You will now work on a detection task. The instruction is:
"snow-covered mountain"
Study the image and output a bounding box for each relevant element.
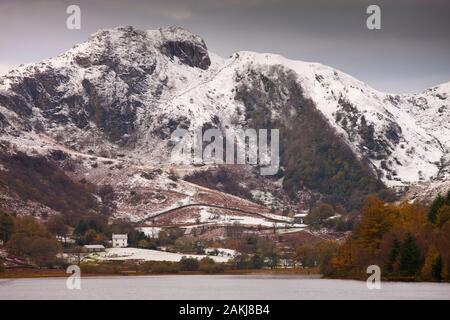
[0,26,449,211]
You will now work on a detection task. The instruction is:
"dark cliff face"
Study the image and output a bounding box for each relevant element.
[0,70,73,133]
[160,40,211,70]
[81,79,137,143]
[0,112,9,134]
[158,26,211,70]
[0,68,138,143]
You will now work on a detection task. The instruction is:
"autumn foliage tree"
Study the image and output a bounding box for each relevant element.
[325,194,449,281]
[6,216,61,267]
[46,215,69,238]
[0,211,14,242]
[428,191,450,222]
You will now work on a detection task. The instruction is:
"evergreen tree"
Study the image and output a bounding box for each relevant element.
[250,254,265,269]
[431,255,443,281]
[0,212,14,242]
[429,194,444,223]
[179,257,199,271]
[385,239,400,274]
[399,233,422,277]
[445,190,450,205]
[421,246,439,281]
[436,205,450,228]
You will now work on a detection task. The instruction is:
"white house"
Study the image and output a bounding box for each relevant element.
[112,234,128,248]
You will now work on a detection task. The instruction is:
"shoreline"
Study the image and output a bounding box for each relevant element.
[2,269,449,283]
[0,267,322,279]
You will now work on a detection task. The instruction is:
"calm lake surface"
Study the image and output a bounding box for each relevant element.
[1,275,449,300]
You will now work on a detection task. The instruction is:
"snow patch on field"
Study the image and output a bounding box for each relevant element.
[185,207,302,228]
[86,247,232,262]
[139,227,162,238]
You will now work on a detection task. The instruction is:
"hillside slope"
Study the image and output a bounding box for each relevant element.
[0,26,449,220]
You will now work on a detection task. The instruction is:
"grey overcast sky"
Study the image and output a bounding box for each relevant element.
[0,0,449,93]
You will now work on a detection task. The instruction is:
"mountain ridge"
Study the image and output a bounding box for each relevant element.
[0,26,449,221]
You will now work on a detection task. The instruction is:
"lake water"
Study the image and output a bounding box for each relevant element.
[1,275,449,300]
